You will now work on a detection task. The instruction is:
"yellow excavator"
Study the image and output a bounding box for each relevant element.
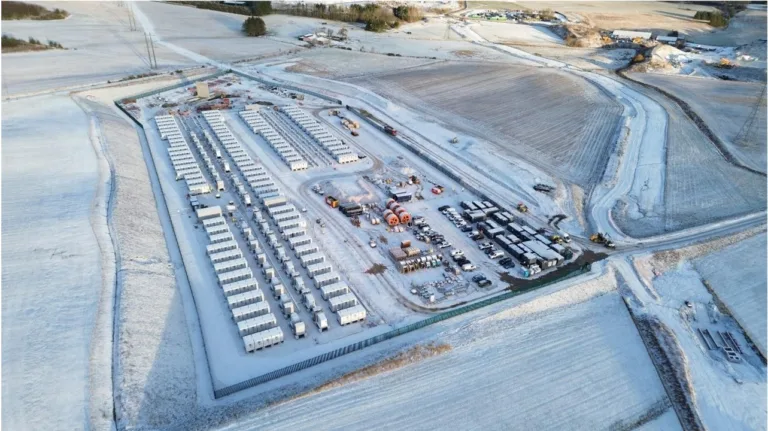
[590,232,615,249]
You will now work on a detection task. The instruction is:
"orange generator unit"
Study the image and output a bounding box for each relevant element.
[383,210,400,226]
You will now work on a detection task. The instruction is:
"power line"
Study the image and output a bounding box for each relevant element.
[149,33,158,69]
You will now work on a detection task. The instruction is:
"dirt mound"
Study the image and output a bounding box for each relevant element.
[630,43,689,72]
[562,23,603,48]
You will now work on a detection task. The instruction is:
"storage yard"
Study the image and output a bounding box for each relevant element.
[3,2,766,430]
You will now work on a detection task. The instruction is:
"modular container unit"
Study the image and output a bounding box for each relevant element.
[202,216,226,229]
[205,224,230,237]
[300,252,326,268]
[213,258,248,274]
[521,225,537,236]
[313,272,340,288]
[268,203,296,216]
[496,235,513,251]
[263,266,276,281]
[209,248,243,264]
[243,327,284,353]
[337,305,367,326]
[206,240,238,255]
[232,301,271,322]
[221,277,258,297]
[253,185,280,197]
[288,236,312,250]
[307,263,332,278]
[303,292,317,311]
[227,289,264,310]
[273,212,301,226]
[208,231,234,244]
[249,239,262,253]
[289,160,309,171]
[522,240,563,268]
[519,252,539,267]
[320,282,350,300]
[238,313,278,337]
[293,243,318,257]
[328,292,358,312]
[218,269,253,287]
[507,244,524,259]
[271,283,286,299]
[197,206,222,220]
[263,195,287,208]
[293,278,309,295]
[281,227,306,240]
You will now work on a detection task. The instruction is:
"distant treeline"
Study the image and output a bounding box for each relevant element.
[169,1,272,16]
[2,34,64,52]
[2,1,69,20]
[691,1,748,27]
[275,3,423,32]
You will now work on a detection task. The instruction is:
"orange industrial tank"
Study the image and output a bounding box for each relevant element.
[387,201,401,211]
[394,207,408,216]
[398,211,411,224]
[385,198,396,208]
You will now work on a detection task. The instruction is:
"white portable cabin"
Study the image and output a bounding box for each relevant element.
[320,282,350,300]
[300,252,325,268]
[197,206,222,220]
[221,277,258,298]
[268,203,296,217]
[274,212,301,225]
[253,185,280,197]
[289,160,309,171]
[307,263,332,278]
[207,240,238,255]
[281,227,306,240]
[209,248,242,264]
[205,224,230,237]
[337,305,366,326]
[208,231,234,244]
[263,195,287,208]
[276,216,305,230]
[238,313,277,337]
[227,289,264,309]
[289,236,313,250]
[218,268,253,287]
[243,327,284,353]
[329,292,358,312]
[337,153,359,164]
[314,272,341,288]
[232,301,271,322]
[213,258,248,274]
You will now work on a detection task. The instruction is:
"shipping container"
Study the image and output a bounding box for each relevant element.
[232,301,271,322]
[213,257,248,274]
[196,206,222,220]
[221,277,258,297]
[263,195,287,208]
[307,263,332,278]
[274,212,301,225]
[207,240,238,255]
[202,216,226,229]
[208,231,234,244]
[337,305,367,326]
[320,282,350,300]
[227,288,264,309]
[328,292,358,312]
[205,223,230,237]
[281,227,306,240]
[300,252,326,268]
[218,268,253,287]
[238,313,278,337]
[243,327,284,352]
[313,271,340,288]
[209,248,243,264]
[288,236,312,250]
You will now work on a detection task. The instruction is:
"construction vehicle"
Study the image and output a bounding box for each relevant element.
[533,184,555,193]
[329,109,339,116]
[384,125,397,136]
[325,195,339,208]
[450,137,459,144]
[431,185,445,195]
[410,175,420,185]
[351,130,359,137]
[717,58,735,69]
[517,202,528,213]
[590,232,615,249]
[632,53,645,63]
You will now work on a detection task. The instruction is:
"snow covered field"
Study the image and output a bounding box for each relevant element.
[694,233,767,357]
[2,95,112,430]
[2,1,194,97]
[221,278,674,430]
[470,21,563,46]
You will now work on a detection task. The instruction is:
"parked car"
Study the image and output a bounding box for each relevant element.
[462,263,477,272]
[478,242,492,251]
[455,257,470,266]
[477,279,492,287]
[460,225,473,233]
[450,249,464,257]
[438,205,451,212]
[472,274,486,283]
[438,242,452,249]
[488,250,504,259]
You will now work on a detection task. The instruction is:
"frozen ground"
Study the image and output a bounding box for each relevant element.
[345,61,623,187]
[221,275,675,430]
[630,73,767,174]
[617,259,767,431]
[514,46,635,70]
[687,9,768,47]
[694,233,767,357]
[2,95,112,430]
[75,91,199,429]
[469,20,563,46]
[1,1,194,97]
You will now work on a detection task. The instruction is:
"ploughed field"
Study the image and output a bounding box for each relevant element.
[347,62,624,187]
[631,73,767,174]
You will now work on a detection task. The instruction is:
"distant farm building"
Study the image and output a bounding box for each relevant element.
[612,30,652,41]
[196,82,210,98]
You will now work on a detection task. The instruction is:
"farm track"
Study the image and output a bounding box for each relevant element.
[618,70,767,178]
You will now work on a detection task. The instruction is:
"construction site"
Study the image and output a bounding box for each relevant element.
[3,2,765,431]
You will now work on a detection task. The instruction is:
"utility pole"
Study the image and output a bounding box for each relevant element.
[144,32,154,69]
[127,4,137,31]
[148,33,158,69]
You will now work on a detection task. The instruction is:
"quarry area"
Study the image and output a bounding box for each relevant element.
[1,1,766,430]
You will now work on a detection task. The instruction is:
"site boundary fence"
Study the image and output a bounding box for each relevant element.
[229,69,343,105]
[213,264,591,398]
[120,70,229,108]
